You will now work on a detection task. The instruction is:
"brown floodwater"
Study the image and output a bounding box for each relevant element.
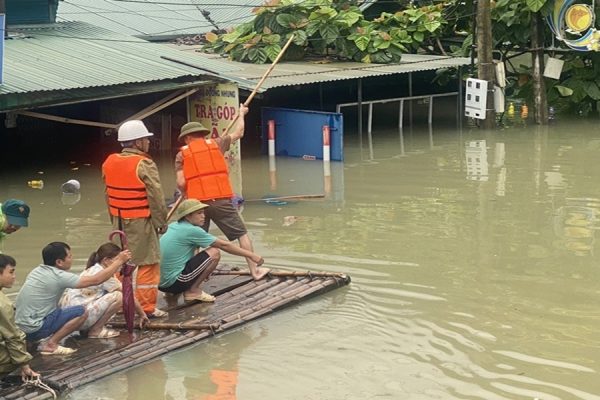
[3,119,600,399]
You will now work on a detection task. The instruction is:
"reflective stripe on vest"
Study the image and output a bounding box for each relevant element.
[182,139,233,201]
[102,153,151,218]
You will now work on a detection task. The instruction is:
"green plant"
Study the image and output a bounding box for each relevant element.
[203,0,448,64]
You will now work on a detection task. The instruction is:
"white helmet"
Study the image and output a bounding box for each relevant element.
[117,120,153,142]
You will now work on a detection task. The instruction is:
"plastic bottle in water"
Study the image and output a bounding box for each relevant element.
[548,106,556,121]
[27,180,44,189]
[520,104,529,120]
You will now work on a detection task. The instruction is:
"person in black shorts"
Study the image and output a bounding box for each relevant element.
[159,199,264,302]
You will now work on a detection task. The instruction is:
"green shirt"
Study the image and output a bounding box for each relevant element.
[159,221,216,288]
[0,291,32,374]
[15,265,81,333]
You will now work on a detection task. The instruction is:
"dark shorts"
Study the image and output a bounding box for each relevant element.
[26,305,86,342]
[159,251,214,294]
[202,198,247,241]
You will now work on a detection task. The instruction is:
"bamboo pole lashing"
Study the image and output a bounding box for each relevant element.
[213,270,346,279]
[215,280,295,316]
[109,319,219,331]
[217,280,287,313]
[243,193,325,202]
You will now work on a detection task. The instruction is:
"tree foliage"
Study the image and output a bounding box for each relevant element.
[203,0,448,63]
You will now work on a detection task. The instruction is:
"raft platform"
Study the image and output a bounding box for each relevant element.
[0,265,350,399]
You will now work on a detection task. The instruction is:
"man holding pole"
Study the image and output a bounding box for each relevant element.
[102,120,169,318]
[175,104,269,280]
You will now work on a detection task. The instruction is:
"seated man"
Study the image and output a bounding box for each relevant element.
[0,199,30,252]
[159,199,264,302]
[15,242,131,355]
[0,255,38,380]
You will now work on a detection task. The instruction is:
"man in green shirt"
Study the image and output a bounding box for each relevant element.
[0,254,38,380]
[0,200,30,253]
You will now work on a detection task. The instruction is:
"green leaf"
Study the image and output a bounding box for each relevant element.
[248,47,269,63]
[265,44,282,62]
[584,82,600,100]
[423,20,441,33]
[413,31,424,42]
[319,24,340,44]
[306,20,320,36]
[276,14,296,29]
[525,0,545,12]
[555,85,574,97]
[336,10,362,27]
[353,35,370,51]
[292,30,308,45]
[262,33,281,45]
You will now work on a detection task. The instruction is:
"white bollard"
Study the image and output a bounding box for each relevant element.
[269,155,277,190]
[268,120,276,156]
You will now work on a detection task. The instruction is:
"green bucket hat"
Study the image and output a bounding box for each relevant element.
[178,122,210,142]
[173,199,209,220]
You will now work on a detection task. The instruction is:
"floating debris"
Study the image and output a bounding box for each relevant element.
[27,180,44,189]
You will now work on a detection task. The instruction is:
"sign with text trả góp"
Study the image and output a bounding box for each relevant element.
[188,83,242,196]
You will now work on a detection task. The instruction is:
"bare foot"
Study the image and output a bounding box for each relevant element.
[252,267,270,280]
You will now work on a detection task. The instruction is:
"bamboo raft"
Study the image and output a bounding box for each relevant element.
[0,265,350,399]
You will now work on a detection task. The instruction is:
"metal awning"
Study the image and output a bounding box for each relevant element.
[0,21,258,111]
[189,51,471,90]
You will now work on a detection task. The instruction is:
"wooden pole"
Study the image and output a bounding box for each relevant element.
[222,34,295,136]
[16,111,117,129]
[109,320,220,331]
[166,196,183,221]
[168,35,295,220]
[531,12,548,125]
[213,270,347,279]
[476,0,496,129]
[243,193,325,202]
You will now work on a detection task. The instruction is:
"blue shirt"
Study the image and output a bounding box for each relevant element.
[159,221,217,288]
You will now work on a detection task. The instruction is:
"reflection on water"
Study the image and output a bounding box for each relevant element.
[4,120,600,399]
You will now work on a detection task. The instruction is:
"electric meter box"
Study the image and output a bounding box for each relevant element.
[465,78,488,120]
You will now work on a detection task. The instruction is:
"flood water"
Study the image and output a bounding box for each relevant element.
[3,119,600,399]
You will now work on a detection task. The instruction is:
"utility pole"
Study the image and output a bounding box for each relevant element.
[476,0,496,129]
[531,12,548,124]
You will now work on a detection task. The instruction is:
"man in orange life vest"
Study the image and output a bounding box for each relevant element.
[102,120,169,318]
[175,103,269,280]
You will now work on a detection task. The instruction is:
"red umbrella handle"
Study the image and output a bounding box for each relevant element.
[109,230,129,250]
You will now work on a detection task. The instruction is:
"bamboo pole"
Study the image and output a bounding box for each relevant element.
[16,111,117,129]
[109,320,220,331]
[213,270,347,279]
[166,195,183,222]
[222,34,295,136]
[166,35,295,221]
[243,193,325,202]
[125,88,200,122]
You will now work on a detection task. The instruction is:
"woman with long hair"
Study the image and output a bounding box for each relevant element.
[60,242,149,338]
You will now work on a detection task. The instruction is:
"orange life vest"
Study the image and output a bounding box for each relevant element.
[102,153,151,218]
[182,139,233,201]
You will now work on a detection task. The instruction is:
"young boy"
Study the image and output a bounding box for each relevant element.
[0,254,39,380]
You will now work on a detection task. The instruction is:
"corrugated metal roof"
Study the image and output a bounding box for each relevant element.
[194,51,471,89]
[1,21,247,95]
[57,0,262,39]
